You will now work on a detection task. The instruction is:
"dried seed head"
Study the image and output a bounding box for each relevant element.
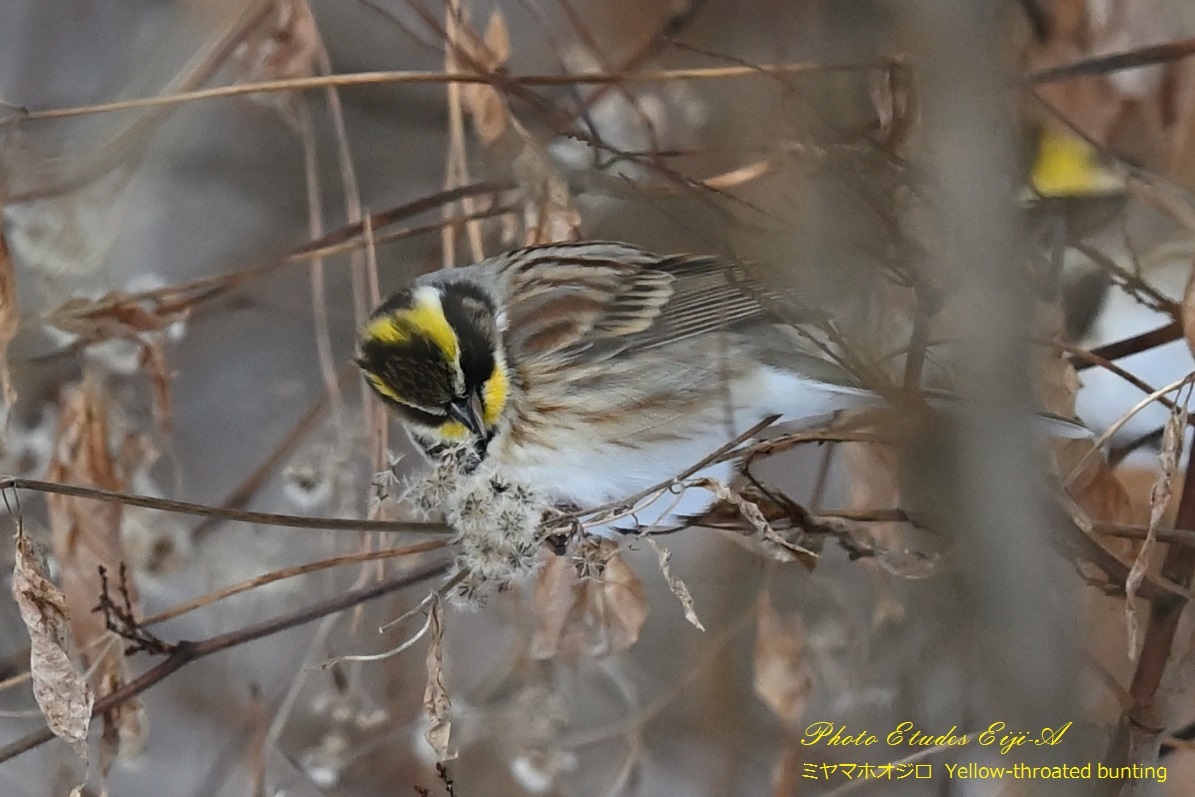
[443,473,548,598]
[403,465,459,520]
[447,564,489,609]
[283,461,333,511]
[447,483,493,530]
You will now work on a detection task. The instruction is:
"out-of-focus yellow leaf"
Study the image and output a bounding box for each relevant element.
[1030,128,1124,198]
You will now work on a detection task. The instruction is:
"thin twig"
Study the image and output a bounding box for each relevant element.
[1071,242,1179,317]
[294,99,345,432]
[191,365,348,542]
[440,0,483,268]
[1027,37,1195,85]
[566,0,712,121]
[1090,522,1195,548]
[35,183,512,336]
[556,0,664,159]
[0,560,452,764]
[574,415,780,521]
[4,0,278,202]
[1053,339,1195,429]
[1076,321,1183,370]
[1122,448,1195,731]
[1064,374,1195,486]
[0,477,451,535]
[1063,501,1192,603]
[5,62,895,124]
[142,540,450,626]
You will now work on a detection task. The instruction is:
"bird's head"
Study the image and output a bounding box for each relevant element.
[356,282,509,443]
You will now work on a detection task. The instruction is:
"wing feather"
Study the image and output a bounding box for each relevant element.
[496,242,806,362]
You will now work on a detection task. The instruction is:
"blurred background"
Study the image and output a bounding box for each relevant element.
[3,1,1195,795]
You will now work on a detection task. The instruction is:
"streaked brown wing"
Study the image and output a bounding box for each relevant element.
[497,243,670,356]
[499,242,805,361]
[630,255,773,351]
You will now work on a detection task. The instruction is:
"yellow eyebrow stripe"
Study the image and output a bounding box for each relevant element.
[362,285,461,363]
[363,316,405,345]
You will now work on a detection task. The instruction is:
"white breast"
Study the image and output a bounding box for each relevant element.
[494,365,868,508]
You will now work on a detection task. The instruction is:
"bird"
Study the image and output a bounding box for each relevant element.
[355,241,1081,510]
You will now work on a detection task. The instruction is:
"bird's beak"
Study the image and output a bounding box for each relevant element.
[447,393,486,438]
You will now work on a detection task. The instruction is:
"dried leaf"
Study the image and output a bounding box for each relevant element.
[47,374,146,762]
[1119,466,1181,530]
[840,441,908,549]
[646,539,704,631]
[138,338,174,431]
[463,83,509,145]
[233,0,319,87]
[530,540,647,659]
[685,483,821,569]
[753,593,812,728]
[1126,405,1187,658]
[1150,407,1186,531]
[459,10,511,145]
[513,134,581,245]
[1183,255,1195,358]
[868,63,915,153]
[701,158,775,191]
[11,527,94,758]
[689,477,815,563]
[48,289,190,345]
[480,10,510,66]
[0,227,20,409]
[422,598,455,761]
[1058,439,1133,534]
[3,166,132,283]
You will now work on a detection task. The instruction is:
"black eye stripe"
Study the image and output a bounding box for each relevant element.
[439,286,497,395]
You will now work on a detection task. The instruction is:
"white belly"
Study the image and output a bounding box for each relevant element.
[496,366,867,507]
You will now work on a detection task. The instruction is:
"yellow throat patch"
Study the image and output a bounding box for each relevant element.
[482,352,509,427]
[436,357,509,441]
